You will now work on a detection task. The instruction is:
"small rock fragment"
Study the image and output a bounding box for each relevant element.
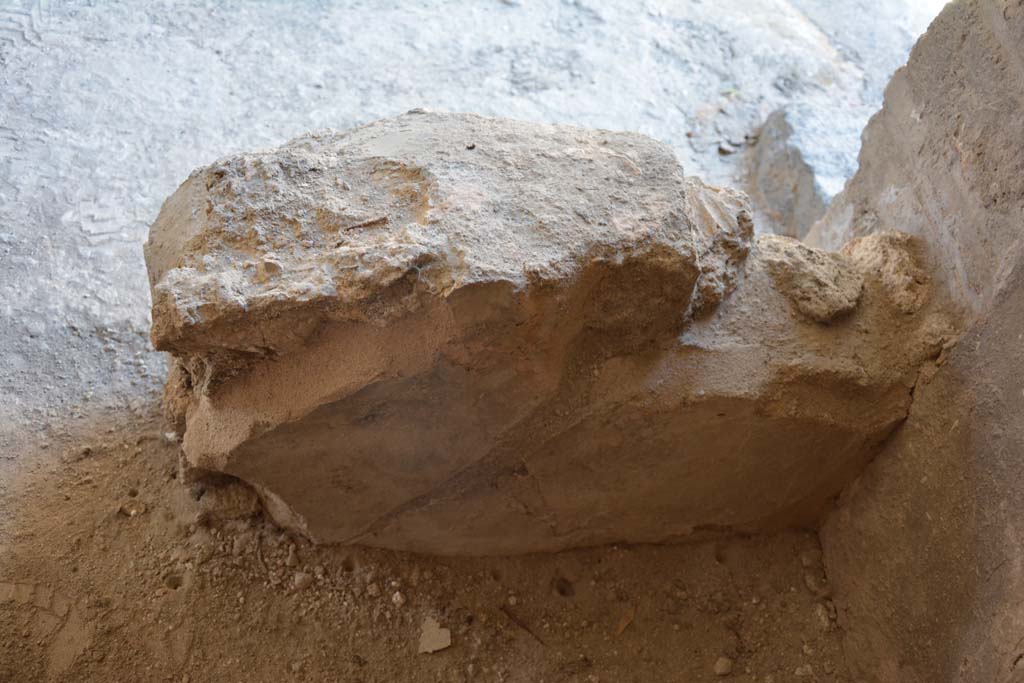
[418,616,452,654]
[795,664,814,677]
[714,656,734,676]
[293,572,313,591]
[117,500,147,518]
[231,534,250,557]
[799,548,823,568]
[814,602,832,631]
[803,571,831,597]
[615,605,636,636]
[760,235,863,323]
[843,232,929,314]
[255,257,282,282]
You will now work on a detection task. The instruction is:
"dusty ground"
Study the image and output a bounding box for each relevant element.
[1,411,848,682]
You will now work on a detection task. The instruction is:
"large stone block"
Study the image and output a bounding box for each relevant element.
[810,1,1024,680]
[146,112,946,554]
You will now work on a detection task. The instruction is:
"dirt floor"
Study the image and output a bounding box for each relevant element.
[0,410,848,682]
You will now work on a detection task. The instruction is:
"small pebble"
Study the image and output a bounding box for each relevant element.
[256,258,282,281]
[814,602,832,631]
[117,500,147,518]
[803,571,831,597]
[293,572,313,591]
[714,656,734,676]
[800,548,823,568]
[418,616,452,654]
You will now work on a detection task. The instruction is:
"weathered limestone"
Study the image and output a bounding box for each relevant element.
[809,1,1024,680]
[146,112,947,555]
[744,109,828,239]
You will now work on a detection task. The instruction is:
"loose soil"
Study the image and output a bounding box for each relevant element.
[1,412,849,682]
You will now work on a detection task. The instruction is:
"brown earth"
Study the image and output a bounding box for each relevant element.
[1,412,847,683]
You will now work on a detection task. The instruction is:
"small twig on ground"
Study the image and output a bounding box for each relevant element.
[500,605,547,647]
[256,532,270,574]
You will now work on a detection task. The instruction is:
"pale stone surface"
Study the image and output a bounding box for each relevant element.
[418,617,452,654]
[744,110,828,239]
[758,235,862,323]
[812,1,1024,680]
[841,232,930,316]
[147,113,946,555]
[146,112,714,367]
